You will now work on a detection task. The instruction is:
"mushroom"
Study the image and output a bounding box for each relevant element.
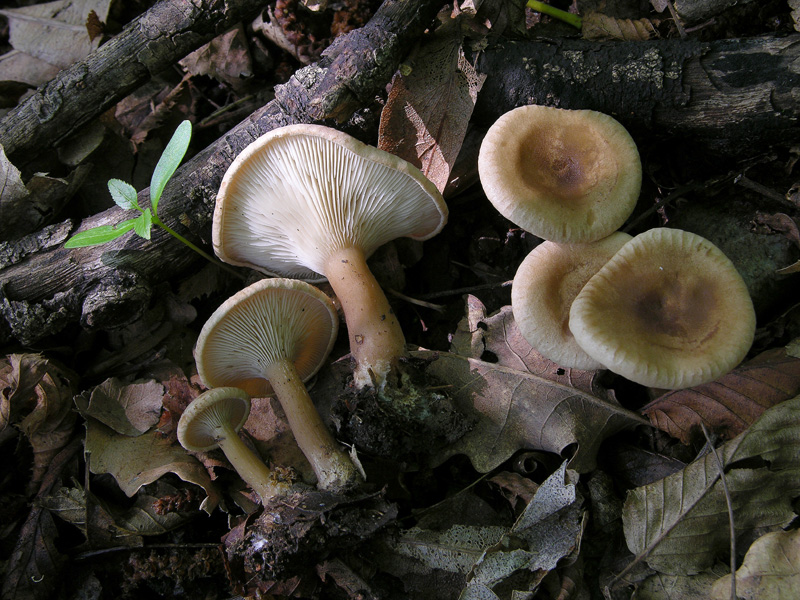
[511,232,632,369]
[478,105,641,243]
[194,277,361,491]
[177,387,291,503]
[569,228,756,389]
[212,124,447,390]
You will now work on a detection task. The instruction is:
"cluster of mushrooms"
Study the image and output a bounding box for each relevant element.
[178,125,449,503]
[479,105,756,390]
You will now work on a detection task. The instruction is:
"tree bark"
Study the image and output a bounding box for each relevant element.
[0,0,445,345]
[0,0,268,165]
[472,34,800,154]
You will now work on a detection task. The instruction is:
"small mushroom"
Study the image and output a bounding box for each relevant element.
[478,105,641,243]
[194,278,361,491]
[569,228,756,389]
[212,124,447,390]
[177,387,290,503]
[511,232,632,369]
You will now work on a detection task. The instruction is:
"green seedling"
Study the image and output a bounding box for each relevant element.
[65,120,242,278]
[527,0,582,29]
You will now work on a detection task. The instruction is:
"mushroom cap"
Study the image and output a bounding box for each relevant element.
[569,228,756,389]
[178,387,251,452]
[511,232,632,370]
[213,124,448,280]
[195,278,339,397]
[478,105,641,243]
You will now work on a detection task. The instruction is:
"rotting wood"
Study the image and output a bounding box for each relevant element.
[0,0,445,346]
[0,0,270,165]
[471,34,800,154]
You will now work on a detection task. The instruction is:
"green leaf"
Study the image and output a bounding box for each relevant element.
[63,219,137,248]
[108,179,139,210]
[133,209,152,240]
[150,120,191,214]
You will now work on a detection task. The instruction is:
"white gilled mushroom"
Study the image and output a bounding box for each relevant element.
[194,278,360,492]
[178,387,291,503]
[569,228,756,389]
[478,105,641,243]
[212,124,447,390]
[511,232,632,369]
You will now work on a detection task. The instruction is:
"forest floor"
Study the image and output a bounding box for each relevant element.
[1,1,800,599]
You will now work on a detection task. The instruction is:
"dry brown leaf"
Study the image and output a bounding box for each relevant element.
[179,25,253,92]
[641,346,800,444]
[77,377,165,436]
[424,296,645,473]
[378,15,486,194]
[0,353,78,494]
[582,12,658,41]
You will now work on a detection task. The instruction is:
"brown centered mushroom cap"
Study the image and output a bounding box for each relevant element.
[194,277,338,397]
[213,123,447,279]
[511,232,632,370]
[478,105,641,243]
[569,228,756,389]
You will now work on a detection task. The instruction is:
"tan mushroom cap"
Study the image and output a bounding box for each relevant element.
[569,228,756,389]
[213,123,448,280]
[177,387,251,452]
[478,105,641,243]
[511,232,632,370]
[195,278,338,397]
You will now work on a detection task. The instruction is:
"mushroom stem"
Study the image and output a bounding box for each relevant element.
[214,423,290,503]
[262,358,361,491]
[324,246,407,390]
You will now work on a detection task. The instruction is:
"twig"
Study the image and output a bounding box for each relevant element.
[701,422,737,600]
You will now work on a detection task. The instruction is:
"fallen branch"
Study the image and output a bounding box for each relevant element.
[0,0,445,345]
[0,0,268,164]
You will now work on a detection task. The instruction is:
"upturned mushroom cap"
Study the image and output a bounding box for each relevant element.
[195,278,338,397]
[478,105,641,243]
[212,123,448,279]
[178,387,251,452]
[569,228,756,389]
[511,232,632,370]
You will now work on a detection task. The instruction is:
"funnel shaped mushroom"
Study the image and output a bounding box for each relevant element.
[569,228,756,389]
[178,387,290,503]
[195,278,360,492]
[213,124,447,390]
[511,232,632,369]
[478,105,641,243]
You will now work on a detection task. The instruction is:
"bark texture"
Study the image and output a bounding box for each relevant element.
[0,0,268,163]
[0,0,444,345]
[472,34,800,154]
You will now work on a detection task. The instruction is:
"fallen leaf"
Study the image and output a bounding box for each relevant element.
[378,14,486,193]
[623,394,800,575]
[463,462,585,595]
[634,571,721,599]
[425,297,645,473]
[0,50,61,88]
[0,145,30,231]
[0,353,78,494]
[710,528,800,599]
[582,12,658,41]
[82,417,221,513]
[791,0,800,33]
[392,524,507,575]
[77,377,165,436]
[180,25,253,92]
[642,345,800,444]
[0,0,113,69]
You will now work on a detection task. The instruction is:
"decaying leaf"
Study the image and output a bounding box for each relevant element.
[791,0,800,33]
[462,462,585,596]
[179,25,253,92]
[582,12,658,41]
[634,570,722,599]
[77,377,165,436]
[710,528,800,599]
[0,0,113,70]
[378,14,486,194]
[0,145,30,232]
[642,345,800,444]
[0,353,78,494]
[424,296,645,473]
[623,394,800,575]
